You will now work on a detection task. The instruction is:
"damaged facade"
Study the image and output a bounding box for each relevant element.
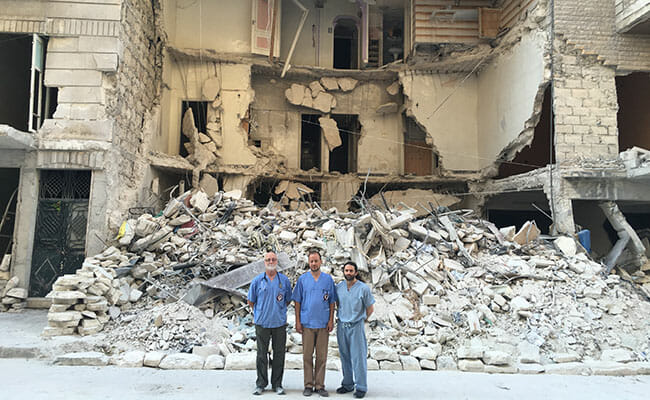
[0,0,649,308]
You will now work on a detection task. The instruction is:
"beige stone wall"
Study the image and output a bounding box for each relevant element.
[0,0,122,143]
[552,41,620,163]
[554,0,650,72]
[104,0,162,230]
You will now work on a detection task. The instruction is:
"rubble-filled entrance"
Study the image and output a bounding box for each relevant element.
[616,72,650,151]
[486,190,552,234]
[29,170,91,297]
[180,101,210,157]
[0,168,19,257]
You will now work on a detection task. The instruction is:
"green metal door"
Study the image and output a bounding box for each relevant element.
[29,170,91,297]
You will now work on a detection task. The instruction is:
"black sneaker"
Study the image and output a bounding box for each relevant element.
[303,387,313,397]
[253,387,264,395]
[315,388,329,397]
[353,391,366,399]
[336,387,353,394]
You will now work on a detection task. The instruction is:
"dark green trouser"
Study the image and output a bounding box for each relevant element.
[255,324,287,389]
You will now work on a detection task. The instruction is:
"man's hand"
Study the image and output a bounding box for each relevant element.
[327,320,334,333]
[296,321,303,334]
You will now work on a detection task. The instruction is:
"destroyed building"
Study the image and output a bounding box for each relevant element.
[1,0,649,319]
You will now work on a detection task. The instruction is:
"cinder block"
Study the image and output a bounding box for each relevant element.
[69,104,105,120]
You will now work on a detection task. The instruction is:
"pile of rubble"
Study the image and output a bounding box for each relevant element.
[1,254,27,312]
[43,186,650,373]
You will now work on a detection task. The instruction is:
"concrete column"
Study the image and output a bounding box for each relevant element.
[11,151,39,290]
[543,168,576,235]
[86,169,110,256]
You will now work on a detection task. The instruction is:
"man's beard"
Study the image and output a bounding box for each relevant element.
[266,264,277,272]
[344,275,355,281]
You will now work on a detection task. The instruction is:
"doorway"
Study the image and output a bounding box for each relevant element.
[329,114,359,174]
[301,114,321,171]
[0,168,19,257]
[30,170,91,297]
[334,18,359,69]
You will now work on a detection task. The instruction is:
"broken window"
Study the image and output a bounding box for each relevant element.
[0,33,54,132]
[0,168,19,256]
[329,114,359,174]
[404,116,438,176]
[382,6,404,65]
[497,86,554,179]
[251,0,281,57]
[616,72,650,152]
[333,18,359,69]
[180,101,209,157]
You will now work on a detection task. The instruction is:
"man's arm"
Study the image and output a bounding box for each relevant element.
[327,302,335,332]
[294,301,303,333]
[366,304,374,320]
[248,301,255,317]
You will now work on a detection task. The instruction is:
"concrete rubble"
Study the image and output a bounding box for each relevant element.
[40,188,650,375]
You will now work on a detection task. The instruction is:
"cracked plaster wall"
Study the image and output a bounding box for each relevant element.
[160,58,257,166]
[477,29,549,171]
[250,75,401,174]
[400,72,479,171]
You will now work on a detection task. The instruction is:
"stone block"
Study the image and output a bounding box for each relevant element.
[411,346,440,360]
[517,363,545,374]
[420,359,436,370]
[400,355,421,371]
[224,352,256,370]
[367,359,379,370]
[482,351,512,366]
[379,360,402,370]
[55,352,109,366]
[192,345,221,358]
[285,353,302,369]
[78,36,119,53]
[44,69,103,87]
[552,352,581,363]
[204,354,225,369]
[458,359,485,372]
[369,345,399,362]
[484,365,518,374]
[436,355,457,371]
[112,351,145,368]
[143,352,166,368]
[544,362,590,375]
[159,353,205,370]
[457,346,484,359]
[600,348,634,363]
[326,357,341,371]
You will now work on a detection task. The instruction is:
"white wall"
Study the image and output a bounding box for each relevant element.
[400,72,479,171]
[476,31,548,169]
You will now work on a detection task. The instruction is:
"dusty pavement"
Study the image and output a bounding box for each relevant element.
[2,358,648,400]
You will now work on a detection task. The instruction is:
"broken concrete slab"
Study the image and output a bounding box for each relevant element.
[312,92,335,113]
[376,102,399,114]
[319,116,342,151]
[159,353,205,370]
[202,77,221,100]
[55,352,109,366]
[513,221,540,245]
[320,77,339,91]
[285,83,306,106]
[337,77,358,92]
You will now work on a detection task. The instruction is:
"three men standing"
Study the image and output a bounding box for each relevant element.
[248,251,293,395]
[293,250,337,397]
[335,262,375,399]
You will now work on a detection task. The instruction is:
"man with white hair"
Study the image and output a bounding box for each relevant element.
[248,250,293,395]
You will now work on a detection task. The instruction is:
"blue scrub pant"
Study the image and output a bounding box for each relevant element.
[337,320,368,393]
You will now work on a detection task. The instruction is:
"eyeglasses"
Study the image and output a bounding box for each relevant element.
[265,258,277,262]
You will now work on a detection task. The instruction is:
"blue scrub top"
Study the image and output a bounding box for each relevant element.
[248,272,293,328]
[292,271,337,329]
[335,280,375,324]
